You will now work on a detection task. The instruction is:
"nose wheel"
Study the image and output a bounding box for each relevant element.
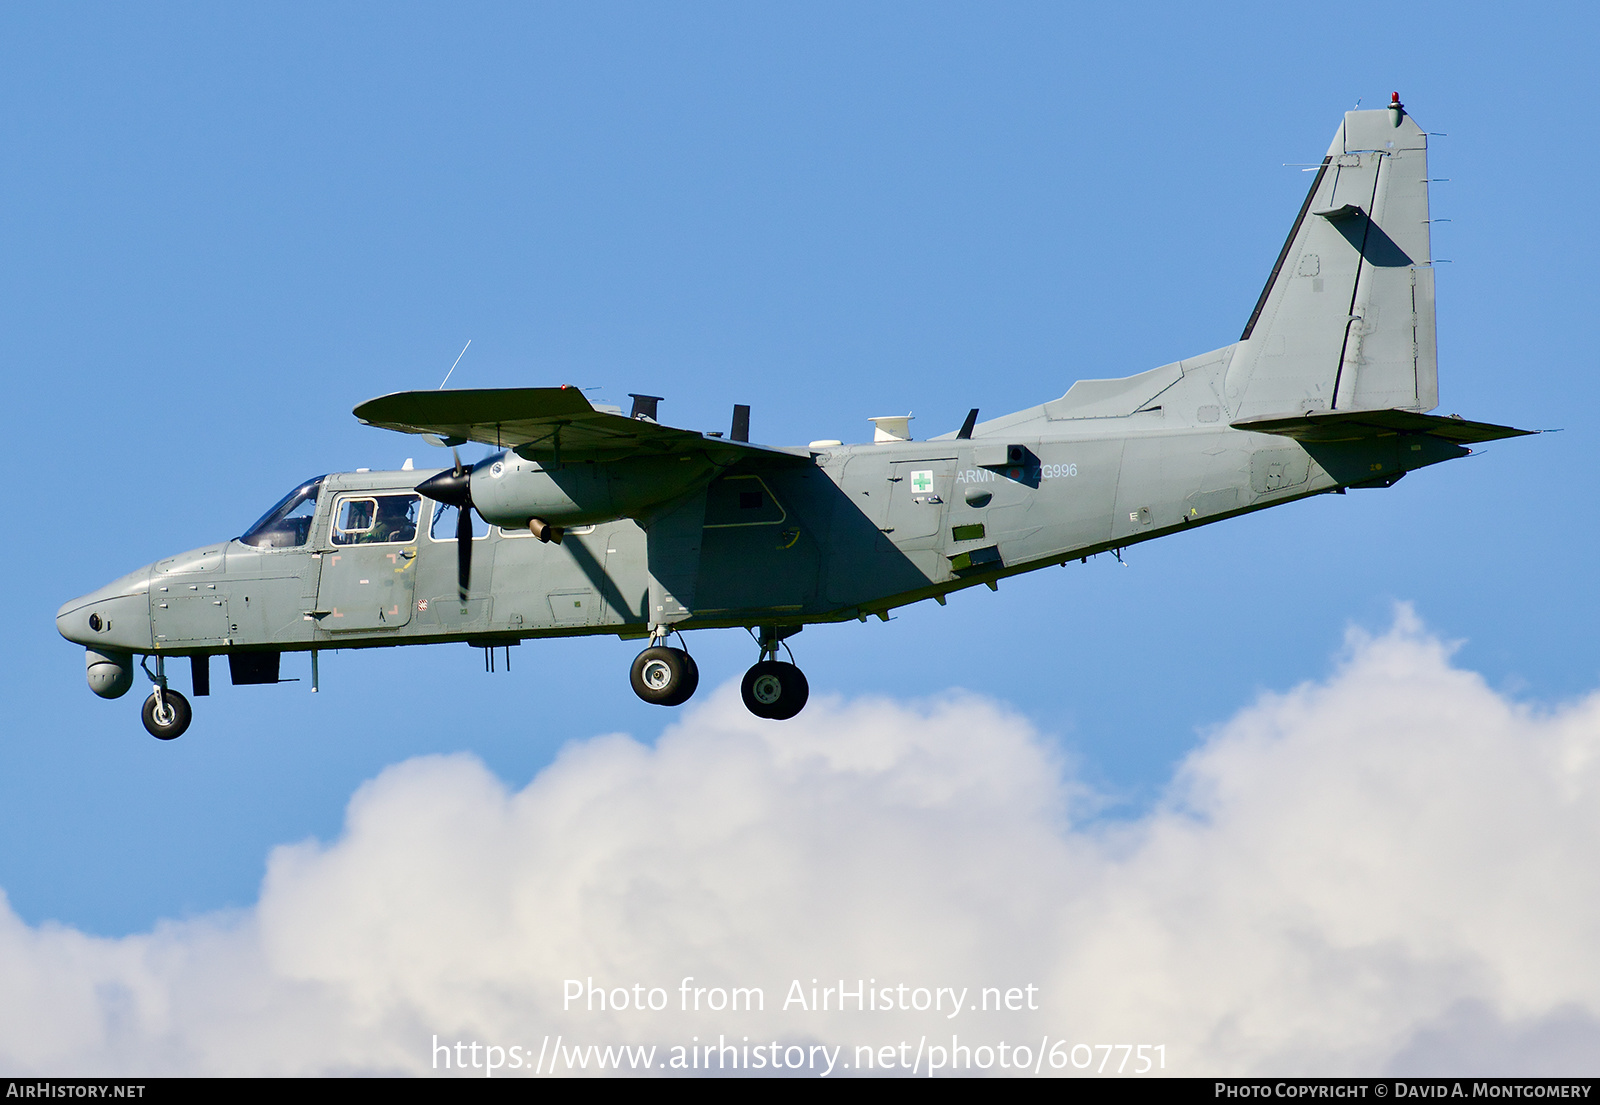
[138,655,192,739]
[630,640,700,707]
[141,688,192,740]
[741,625,809,720]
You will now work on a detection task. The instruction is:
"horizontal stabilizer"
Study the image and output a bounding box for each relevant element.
[1232,409,1534,444]
[354,388,809,466]
[1312,203,1364,222]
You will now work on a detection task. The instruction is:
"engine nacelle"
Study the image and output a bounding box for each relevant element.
[469,451,715,529]
[86,647,134,699]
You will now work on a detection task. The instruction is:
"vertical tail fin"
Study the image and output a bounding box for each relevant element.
[1225,98,1437,420]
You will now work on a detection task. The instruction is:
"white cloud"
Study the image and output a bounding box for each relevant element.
[3,608,1599,1076]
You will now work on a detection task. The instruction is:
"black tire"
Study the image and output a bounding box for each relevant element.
[630,646,699,707]
[141,689,192,740]
[672,651,700,706]
[740,660,810,720]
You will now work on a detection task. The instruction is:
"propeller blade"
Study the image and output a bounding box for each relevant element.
[456,501,472,601]
[413,453,476,602]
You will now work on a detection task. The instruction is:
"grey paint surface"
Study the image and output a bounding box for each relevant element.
[56,105,1530,701]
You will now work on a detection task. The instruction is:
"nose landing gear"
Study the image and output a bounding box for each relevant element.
[139,655,192,740]
[740,626,808,721]
[142,688,192,740]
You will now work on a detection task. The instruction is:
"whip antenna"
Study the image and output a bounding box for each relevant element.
[438,339,472,389]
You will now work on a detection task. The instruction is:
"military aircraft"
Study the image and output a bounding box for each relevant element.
[57,97,1531,739]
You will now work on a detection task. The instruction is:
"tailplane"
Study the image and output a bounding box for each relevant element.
[1225,96,1437,421]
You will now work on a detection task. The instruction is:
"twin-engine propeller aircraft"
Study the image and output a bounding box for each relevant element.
[59,97,1531,739]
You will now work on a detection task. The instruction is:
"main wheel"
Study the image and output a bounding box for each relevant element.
[141,689,192,740]
[740,660,810,720]
[630,646,700,707]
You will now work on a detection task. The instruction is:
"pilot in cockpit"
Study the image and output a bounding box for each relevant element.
[365,497,417,544]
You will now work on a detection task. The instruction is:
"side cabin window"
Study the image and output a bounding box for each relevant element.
[704,475,786,527]
[429,502,490,541]
[332,494,420,545]
[495,523,596,539]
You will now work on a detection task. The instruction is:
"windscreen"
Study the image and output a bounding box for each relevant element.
[239,476,325,548]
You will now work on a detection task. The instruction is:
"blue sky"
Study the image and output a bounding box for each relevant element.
[2,2,1598,1074]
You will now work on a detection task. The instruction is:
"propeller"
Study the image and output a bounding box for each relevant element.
[415,448,476,602]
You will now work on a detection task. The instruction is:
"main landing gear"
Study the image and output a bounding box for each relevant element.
[741,660,808,720]
[630,632,700,707]
[627,625,810,720]
[741,626,808,721]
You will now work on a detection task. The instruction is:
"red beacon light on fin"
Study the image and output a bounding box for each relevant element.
[1388,92,1405,127]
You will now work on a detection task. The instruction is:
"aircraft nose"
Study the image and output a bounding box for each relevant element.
[56,597,91,645]
[57,589,114,646]
[57,567,155,651]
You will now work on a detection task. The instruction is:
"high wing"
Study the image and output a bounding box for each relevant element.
[353,387,811,466]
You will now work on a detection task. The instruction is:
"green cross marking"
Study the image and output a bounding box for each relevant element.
[910,470,933,493]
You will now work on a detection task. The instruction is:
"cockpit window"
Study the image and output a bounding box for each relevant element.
[333,494,420,545]
[240,476,325,548]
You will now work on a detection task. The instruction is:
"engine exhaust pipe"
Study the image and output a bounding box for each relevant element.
[528,518,564,544]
